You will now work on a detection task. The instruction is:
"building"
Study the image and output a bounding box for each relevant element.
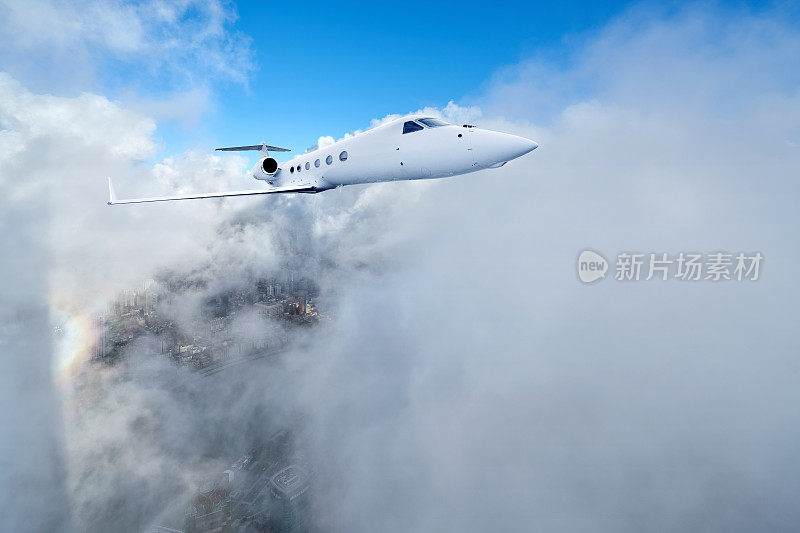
[285,299,306,316]
[255,301,283,319]
[94,315,107,359]
[269,465,310,533]
[184,472,234,533]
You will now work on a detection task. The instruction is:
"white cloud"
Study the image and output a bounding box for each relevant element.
[0,73,157,161]
[317,135,335,148]
[0,70,292,348]
[0,0,254,92]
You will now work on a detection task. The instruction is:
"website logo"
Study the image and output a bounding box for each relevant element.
[577,250,608,283]
[576,250,763,283]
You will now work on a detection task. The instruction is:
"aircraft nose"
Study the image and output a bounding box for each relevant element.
[478,131,538,166]
[509,134,538,157]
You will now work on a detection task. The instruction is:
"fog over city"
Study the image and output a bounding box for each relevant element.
[1,2,799,532]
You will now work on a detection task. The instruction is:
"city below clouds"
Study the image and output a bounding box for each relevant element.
[0,2,799,532]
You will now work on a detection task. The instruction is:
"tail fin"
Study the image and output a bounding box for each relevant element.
[216,142,290,154]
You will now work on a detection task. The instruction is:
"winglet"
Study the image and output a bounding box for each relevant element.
[107,177,117,205]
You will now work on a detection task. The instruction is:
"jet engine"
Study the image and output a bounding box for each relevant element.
[254,157,280,183]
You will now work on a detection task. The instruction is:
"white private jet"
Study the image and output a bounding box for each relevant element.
[107,114,538,205]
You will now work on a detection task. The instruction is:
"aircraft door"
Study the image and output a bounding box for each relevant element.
[393,128,413,180]
[392,144,406,180]
[395,120,431,179]
[465,127,477,169]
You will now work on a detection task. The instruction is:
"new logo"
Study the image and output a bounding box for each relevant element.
[577,250,608,283]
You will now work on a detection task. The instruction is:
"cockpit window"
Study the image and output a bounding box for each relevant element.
[418,117,449,128]
[402,121,424,134]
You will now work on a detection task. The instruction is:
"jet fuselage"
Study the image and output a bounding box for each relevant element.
[253,115,538,191]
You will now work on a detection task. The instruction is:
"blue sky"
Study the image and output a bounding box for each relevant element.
[167,0,643,160]
[1,0,784,164]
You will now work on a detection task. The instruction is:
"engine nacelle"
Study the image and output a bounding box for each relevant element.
[253,157,280,183]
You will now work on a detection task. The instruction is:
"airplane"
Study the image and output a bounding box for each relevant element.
[107,114,538,205]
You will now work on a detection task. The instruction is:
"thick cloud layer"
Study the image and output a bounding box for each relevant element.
[280,6,800,531]
[0,191,71,532]
[0,70,281,531]
[1,3,799,532]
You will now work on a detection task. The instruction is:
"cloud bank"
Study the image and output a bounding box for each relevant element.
[280,5,800,531]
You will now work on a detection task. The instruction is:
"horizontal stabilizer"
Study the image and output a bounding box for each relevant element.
[216,143,290,153]
[107,177,315,205]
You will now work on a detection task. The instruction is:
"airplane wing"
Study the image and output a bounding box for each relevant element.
[107,177,316,205]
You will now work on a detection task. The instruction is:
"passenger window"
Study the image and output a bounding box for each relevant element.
[315,159,320,168]
[305,162,310,170]
[339,151,348,161]
[290,166,294,173]
[297,164,301,172]
[403,121,424,134]
[326,155,332,165]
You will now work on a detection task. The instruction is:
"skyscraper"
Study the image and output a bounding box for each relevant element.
[269,465,310,532]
